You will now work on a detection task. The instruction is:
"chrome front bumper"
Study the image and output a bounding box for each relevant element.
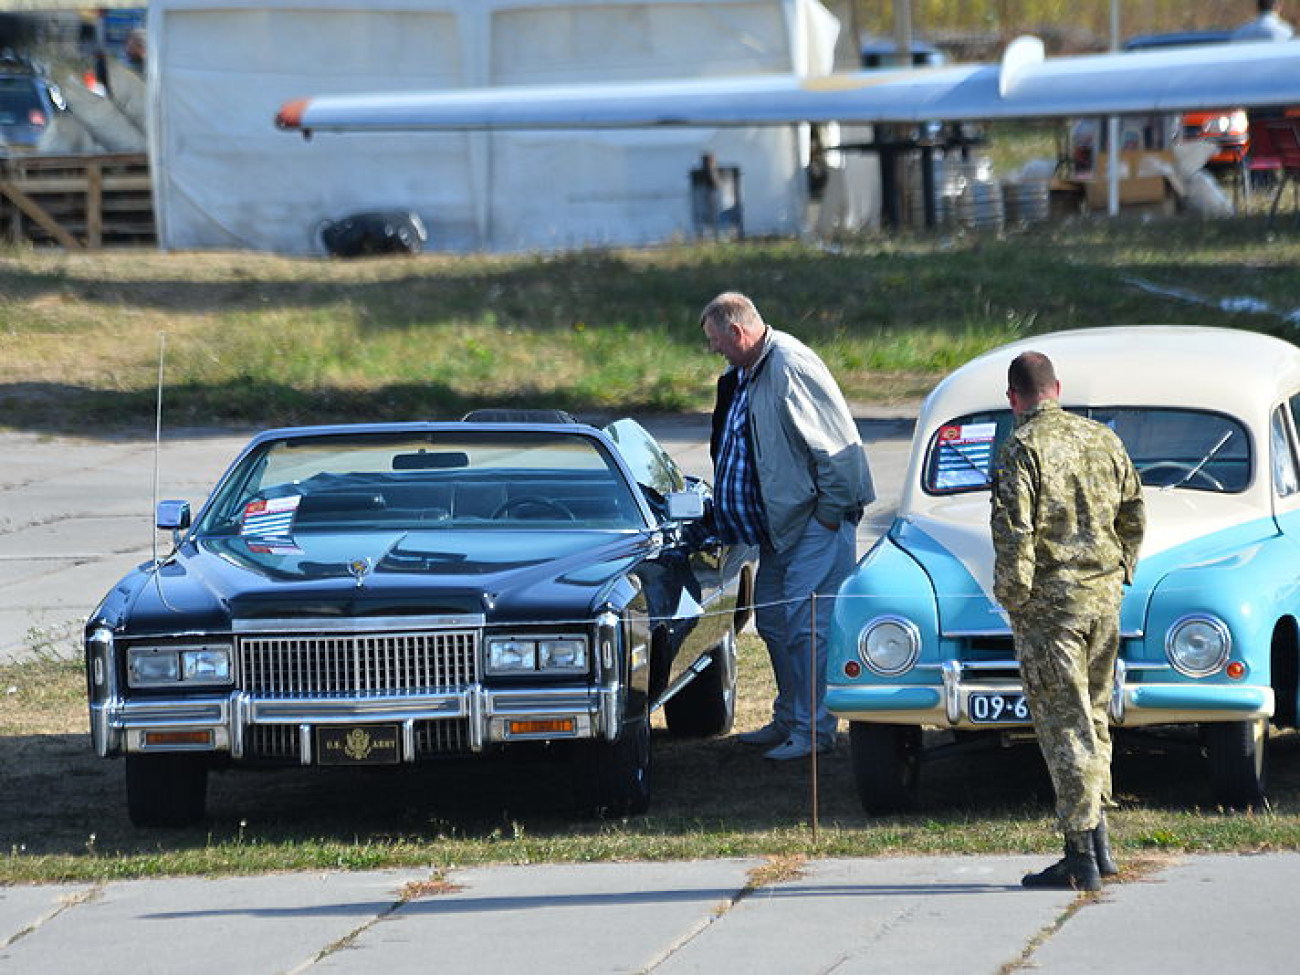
[90,683,624,761]
[825,658,1274,729]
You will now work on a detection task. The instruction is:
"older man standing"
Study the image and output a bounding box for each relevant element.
[701,292,875,760]
[991,351,1145,891]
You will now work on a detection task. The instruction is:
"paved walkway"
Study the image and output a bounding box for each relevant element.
[4,853,1297,974]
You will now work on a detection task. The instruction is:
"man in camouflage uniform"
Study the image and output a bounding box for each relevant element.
[991,351,1145,891]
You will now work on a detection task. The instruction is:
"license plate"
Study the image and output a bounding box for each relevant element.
[316,724,401,765]
[968,692,1031,724]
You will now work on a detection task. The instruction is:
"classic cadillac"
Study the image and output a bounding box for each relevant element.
[827,326,1300,813]
[85,414,754,825]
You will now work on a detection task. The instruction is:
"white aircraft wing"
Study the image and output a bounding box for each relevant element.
[277,37,1300,133]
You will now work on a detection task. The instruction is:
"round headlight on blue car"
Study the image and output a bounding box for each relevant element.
[857,616,921,676]
[1165,615,1231,677]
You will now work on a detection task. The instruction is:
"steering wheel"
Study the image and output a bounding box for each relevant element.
[490,496,576,520]
[1138,461,1225,491]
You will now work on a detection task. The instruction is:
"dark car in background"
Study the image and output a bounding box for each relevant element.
[85,414,755,826]
[0,52,64,151]
[859,35,947,70]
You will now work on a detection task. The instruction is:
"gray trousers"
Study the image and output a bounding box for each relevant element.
[753,518,856,744]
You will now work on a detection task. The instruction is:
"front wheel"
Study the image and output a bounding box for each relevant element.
[1204,718,1268,809]
[572,713,652,817]
[849,722,922,815]
[126,753,209,827]
[663,632,737,738]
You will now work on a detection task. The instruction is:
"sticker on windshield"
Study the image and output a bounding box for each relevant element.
[934,423,998,490]
[241,495,301,537]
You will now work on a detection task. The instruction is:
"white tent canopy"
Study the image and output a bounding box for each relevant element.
[148,0,850,253]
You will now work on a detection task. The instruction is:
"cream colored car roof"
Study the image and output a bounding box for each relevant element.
[901,325,1300,513]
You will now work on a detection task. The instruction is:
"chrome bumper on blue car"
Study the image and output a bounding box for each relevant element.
[826,658,1275,729]
[89,683,623,760]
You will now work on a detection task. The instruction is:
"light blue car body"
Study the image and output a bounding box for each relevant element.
[826,326,1300,809]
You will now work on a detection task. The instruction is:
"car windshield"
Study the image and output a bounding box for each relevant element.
[195,429,649,536]
[923,407,1251,495]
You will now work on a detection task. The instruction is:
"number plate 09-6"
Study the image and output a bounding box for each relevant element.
[968,692,1031,724]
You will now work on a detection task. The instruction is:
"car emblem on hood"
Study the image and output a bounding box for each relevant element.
[348,558,372,588]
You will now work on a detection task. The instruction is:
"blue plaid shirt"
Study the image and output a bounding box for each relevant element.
[713,368,767,545]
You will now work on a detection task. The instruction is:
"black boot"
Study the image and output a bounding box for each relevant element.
[1022,830,1101,891]
[1092,813,1118,877]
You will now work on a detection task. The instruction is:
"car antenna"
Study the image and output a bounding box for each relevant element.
[152,332,166,566]
[148,332,183,615]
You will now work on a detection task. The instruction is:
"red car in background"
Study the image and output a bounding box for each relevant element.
[1069,31,1249,177]
[1126,32,1249,173]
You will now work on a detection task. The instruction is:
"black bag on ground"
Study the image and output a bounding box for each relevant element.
[320,211,428,257]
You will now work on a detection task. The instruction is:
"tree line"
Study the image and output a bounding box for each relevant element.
[850,0,1253,52]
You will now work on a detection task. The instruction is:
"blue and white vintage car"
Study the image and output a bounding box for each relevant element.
[827,326,1300,812]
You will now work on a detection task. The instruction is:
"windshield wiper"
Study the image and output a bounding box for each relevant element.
[1169,429,1234,490]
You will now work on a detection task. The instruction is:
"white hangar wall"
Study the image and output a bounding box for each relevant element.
[148,0,848,253]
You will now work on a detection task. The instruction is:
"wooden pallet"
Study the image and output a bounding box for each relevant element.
[0,152,155,249]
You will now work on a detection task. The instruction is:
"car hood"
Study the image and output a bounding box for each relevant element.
[117,528,655,634]
[896,489,1277,635]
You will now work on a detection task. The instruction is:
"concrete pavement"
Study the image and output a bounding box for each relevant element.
[4,853,1298,974]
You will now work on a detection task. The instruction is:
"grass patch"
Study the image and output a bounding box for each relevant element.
[4,639,1300,885]
[5,219,1300,881]
[3,219,1299,433]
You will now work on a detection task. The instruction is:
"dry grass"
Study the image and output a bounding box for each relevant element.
[5,640,1300,884]
[6,219,1300,879]
[5,220,1299,434]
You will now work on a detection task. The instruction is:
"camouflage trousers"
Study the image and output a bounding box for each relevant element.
[1012,608,1120,832]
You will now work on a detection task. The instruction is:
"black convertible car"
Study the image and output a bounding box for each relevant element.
[85,414,755,826]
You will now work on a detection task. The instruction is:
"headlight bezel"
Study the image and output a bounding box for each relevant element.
[857,615,921,677]
[1165,614,1232,678]
[125,643,234,688]
[485,634,589,675]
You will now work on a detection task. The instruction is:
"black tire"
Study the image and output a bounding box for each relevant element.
[849,722,922,815]
[1204,718,1268,809]
[572,713,652,817]
[126,753,209,827]
[663,632,737,738]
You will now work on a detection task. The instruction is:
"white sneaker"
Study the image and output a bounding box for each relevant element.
[737,723,788,747]
[764,736,813,761]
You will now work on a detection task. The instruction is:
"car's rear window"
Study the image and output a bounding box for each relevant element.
[923,407,1251,495]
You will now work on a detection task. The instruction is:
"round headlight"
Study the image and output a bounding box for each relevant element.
[857,616,920,676]
[1165,615,1231,677]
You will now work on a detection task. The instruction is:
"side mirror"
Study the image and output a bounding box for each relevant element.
[156,500,192,532]
[664,491,705,522]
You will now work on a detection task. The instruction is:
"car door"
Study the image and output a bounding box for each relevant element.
[604,419,732,673]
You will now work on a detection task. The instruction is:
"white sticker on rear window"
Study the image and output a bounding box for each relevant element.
[934,423,997,490]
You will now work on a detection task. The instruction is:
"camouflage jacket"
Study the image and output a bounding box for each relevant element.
[991,400,1146,616]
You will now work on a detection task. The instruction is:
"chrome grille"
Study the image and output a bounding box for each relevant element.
[239,629,480,697]
[416,719,469,754]
[247,724,299,761]
[244,720,470,760]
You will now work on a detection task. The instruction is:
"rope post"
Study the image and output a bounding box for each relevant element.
[810,591,820,843]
